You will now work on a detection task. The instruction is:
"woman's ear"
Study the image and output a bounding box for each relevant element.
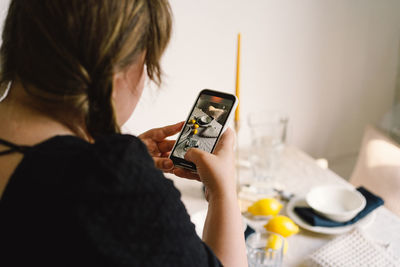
[111,61,146,127]
[112,72,123,100]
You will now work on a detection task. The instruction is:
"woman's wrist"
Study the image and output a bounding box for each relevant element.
[207,187,238,204]
[201,170,237,203]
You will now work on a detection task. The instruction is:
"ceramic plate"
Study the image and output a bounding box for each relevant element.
[286,196,376,235]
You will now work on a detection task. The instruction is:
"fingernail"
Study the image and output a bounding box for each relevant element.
[164,160,173,169]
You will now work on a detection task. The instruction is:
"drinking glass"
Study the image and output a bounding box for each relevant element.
[246,231,284,267]
[247,111,288,194]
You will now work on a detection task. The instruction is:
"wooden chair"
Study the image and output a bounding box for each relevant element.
[350,125,400,216]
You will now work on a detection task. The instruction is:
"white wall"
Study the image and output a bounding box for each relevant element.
[0,0,9,36]
[129,0,400,162]
[1,1,400,168]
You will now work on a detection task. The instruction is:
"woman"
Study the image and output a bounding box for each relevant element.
[0,1,247,266]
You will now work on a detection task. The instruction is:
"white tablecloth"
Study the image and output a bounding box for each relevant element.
[166,145,400,266]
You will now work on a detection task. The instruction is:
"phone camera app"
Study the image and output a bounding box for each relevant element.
[172,94,233,159]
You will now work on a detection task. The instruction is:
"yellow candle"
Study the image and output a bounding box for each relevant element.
[235,33,241,124]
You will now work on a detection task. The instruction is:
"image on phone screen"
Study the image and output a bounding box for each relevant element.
[171,93,235,159]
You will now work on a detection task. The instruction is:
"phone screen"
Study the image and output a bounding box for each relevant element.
[171,90,236,161]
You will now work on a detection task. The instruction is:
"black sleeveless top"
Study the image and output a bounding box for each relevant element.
[0,134,222,267]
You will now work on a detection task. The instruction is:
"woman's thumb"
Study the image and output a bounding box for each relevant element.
[184,148,209,166]
[213,128,235,156]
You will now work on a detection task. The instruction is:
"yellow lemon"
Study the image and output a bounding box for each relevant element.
[247,198,282,216]
[264,215,299,237]
[266,234,288,255]
[189,119,196,124]
[192,129,198,134]
[193,124,199,129]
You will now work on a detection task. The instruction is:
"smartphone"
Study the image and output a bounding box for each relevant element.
[170,89,238,172]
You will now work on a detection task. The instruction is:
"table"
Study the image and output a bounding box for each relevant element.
[166,145,400,266]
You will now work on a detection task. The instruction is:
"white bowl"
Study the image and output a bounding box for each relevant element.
[306,186,366,222]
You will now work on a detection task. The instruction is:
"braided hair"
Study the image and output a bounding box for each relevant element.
[0,0,172,140]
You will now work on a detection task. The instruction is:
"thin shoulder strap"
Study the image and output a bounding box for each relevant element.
[0,138,30,156]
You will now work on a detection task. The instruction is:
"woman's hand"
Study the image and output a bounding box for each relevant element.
[174,128,248,267]
[173,128,236,200]
[138,121,184,173]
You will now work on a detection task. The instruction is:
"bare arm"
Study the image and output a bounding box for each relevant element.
[174,129,247,267]
[202,195,247,267]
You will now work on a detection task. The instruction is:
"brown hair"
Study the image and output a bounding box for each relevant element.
[0,0,172,140]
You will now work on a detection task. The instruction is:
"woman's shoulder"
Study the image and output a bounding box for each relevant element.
[94,133,149,154]
[33,133,153,166]
[39,134,149,158]
[88,134,169,192]
[2,133,179,214]
[92,133,154,166]
[16,134,165,194]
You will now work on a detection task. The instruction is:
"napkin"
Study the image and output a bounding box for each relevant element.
[244,225,255,240]
[306,228,400,267]
[294,186,384,227]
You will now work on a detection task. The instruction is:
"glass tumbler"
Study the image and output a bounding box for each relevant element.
[247,111,288,193]
[246,231,284,267]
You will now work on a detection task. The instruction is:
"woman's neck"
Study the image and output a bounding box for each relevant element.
[0,81,78,145]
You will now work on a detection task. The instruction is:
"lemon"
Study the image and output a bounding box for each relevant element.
[247,198,282,216]
[264,215,299,237]
[266,234,288,255]
[193,124,199,129]
[192,129,198,134]
[188,119,196,124]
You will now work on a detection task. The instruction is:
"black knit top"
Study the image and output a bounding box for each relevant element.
[0,134,222,266]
